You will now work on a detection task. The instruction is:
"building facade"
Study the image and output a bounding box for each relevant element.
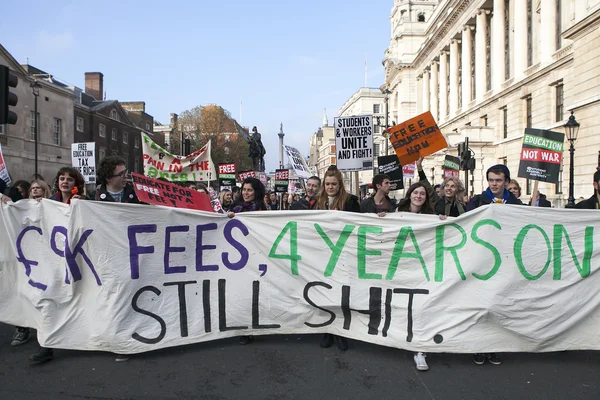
[383,0,600,205]
[0,44,75,183]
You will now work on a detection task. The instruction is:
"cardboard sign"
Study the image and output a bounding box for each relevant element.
[333,115,374,171]
[284,145,311,179]
[443,155,460,171]
[258,172,268,188]
[388,111,448,165]
[71,142,96,184]
[238,170,256,182]
[218,163,237,187]
[517,128,565,183]
[131,173,214,212]
[444,170,460,179]
[142,133,216,182]
[0,144,11,186]
[275,169,289,193]
[402,162,416,179]
[377,155,404,190]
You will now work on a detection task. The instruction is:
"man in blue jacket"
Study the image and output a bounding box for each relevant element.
[467,164,523,211]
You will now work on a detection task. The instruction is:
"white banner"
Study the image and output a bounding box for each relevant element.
[284,145,311,179]
[1,201,600,354]
[71,142,96,184]
[0,143,10,186]
[142,133,216,182]
[334,115,374,171]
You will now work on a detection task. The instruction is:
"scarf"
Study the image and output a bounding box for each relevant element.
[232,201,260,213]
[485,188,510,204]
[444,197,465,216]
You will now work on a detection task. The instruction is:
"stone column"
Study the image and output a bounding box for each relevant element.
[422,69,430,112]
[461,26,473,108]
[513,0,528,79]
[430,61,439,121]
[492,0,506,88]
[475,9,488,100]
[439,51,448,121]
[540,0,557,62]
[449,40,460,116]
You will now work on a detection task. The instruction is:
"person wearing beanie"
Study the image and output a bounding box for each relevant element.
[465,163,522,366]
[573,169,600,210]
[466,164,522,211]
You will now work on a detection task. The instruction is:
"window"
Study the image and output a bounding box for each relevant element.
[556,159,563,194]
[53,118,61,145]
[134,135,140,148]
[99,146,106,162]
[486,13,492,91]
[527,0,533,67]
[110,109,118,120]
[99,124,106,138]
[374,143,381,158]
[145,122,151,131]
[526,96,532,128]
[76,117,84,132]
[123,131,128,144]
[29,111,38,140]
[556,83,564,122]
[503,107,508,138]
[505,0,510,80]
[135,156,141,173]
[112,128,117,141]
[471,32,476,100]
[373,104,380,114]
[417,13,425,22]
[481,115,488,126]
[374,125,380,134]
[556,0,562,50]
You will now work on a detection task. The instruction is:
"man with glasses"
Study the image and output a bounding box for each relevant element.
[95,156,139,204]
[574,169,600,210]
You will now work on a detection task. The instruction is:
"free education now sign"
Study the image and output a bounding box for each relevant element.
[1,201,600,354]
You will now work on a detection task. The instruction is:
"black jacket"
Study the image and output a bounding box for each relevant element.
[290,196,317,210]
[418,169,465,217]
[360,195,397,213]
[466,190,523,211]
[312,195,361,213]
[95,183,139,203]
[574,194,600,210]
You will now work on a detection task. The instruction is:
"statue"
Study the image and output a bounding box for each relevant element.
[248,126,266,172]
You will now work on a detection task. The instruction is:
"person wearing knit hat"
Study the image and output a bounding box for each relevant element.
[573,169,600,210]
[466,164,522,211]
[465,163,522,366]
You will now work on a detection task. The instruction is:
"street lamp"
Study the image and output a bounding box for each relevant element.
[564,111,580,208]
[30,80,42,178]
[381,89,392,156]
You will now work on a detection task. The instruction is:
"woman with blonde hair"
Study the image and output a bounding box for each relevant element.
[416,157,466,217]
[506,179,522,199]
[28,180,51,200]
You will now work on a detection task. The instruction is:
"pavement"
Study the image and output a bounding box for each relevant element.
[0,323,599,400]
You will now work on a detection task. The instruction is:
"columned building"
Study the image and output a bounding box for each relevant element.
[383,0,600,205]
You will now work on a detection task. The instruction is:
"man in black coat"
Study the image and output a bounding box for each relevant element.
[574,169,600,210]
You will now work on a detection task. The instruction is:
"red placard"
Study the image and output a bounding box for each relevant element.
[402,162,416,178]
[443,169,460,179]
[238,170,256,182]
[131,173,214,212]
[218,163,236,174]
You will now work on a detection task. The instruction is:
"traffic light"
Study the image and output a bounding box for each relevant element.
[0,65,18,125]
[458,137,471,171]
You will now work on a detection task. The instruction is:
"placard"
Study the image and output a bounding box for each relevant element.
[0,144,11,186]
[284,145,311,179]
[377,155,403,190]
[218,163,237,187]
[71,142,96,184]
[131,173,214,212]
[387,112,448,165]
[517,128,565,183]
[275,169,289,193]
[238,170,256,182]
[334,115,374,171]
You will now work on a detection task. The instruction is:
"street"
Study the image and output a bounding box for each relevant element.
[1,324,599,400]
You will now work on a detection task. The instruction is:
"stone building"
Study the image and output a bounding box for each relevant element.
[383,0,600,205]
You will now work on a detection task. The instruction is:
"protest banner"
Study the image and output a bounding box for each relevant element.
[258,172,267,188]
[333,115,374,171]
[402,162,416,179]
[1,201,600,354]
[238,170,256,182]
[388,112,448,165]
[218,163,237,188]
[0,144,11,186]
[377,155,403,190]
[518,128,565,183]
[275,169,289,193]
[71,142,96,184]
[284,145,311,179]
[443,155,460,179]
[131,173,214,212]
[142,133,216,182]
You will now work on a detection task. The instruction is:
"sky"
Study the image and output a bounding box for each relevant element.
[1,0,392,172]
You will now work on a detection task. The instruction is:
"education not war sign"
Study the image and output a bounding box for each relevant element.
[334,115,374,171]
[71,142,96,184]
[284,145,311,179]
[518,128,565,183]
[2,201,600,355]
[142,133,216,182]
[388,111,448,165]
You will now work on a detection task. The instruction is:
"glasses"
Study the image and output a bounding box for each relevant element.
[112,170,128,178]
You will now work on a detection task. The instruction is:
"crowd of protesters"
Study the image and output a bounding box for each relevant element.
[1,154,599,370]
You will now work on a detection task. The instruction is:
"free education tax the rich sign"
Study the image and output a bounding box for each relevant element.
[517,128,565,183]
[333,115,374,171]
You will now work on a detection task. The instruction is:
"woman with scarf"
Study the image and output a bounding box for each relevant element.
[416,157,466,217]
[312,165,360,351]
[50,167,85,204]
[227,177,267,345]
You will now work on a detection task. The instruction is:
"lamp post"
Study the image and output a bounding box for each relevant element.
[30,80,42,178]
[381,89,391,156]
[564,111,580,208]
